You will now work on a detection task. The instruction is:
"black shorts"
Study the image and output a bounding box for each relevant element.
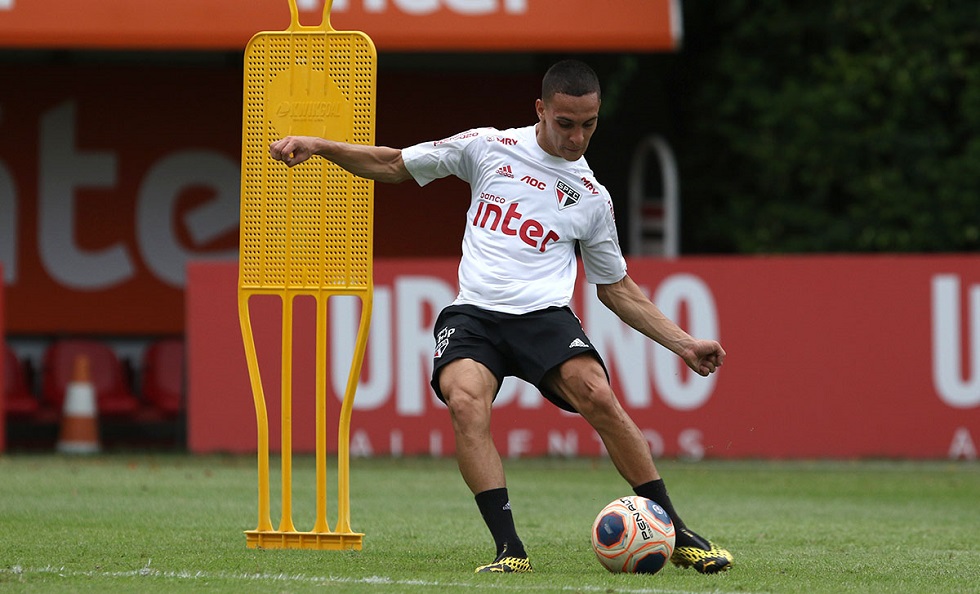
[430,304,608,413]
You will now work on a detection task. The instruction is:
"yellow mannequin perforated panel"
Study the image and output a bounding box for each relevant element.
[240,19,374,291]
[238,0,376,551]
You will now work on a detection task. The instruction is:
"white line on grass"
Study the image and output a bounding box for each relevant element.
[2,565,757,594]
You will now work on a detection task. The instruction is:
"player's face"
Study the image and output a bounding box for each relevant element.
[535,92,600,161]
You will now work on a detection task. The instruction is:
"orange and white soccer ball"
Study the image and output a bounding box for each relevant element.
[591,496,676,574]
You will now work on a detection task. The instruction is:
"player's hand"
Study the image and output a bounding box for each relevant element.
[269,136,314,167]
[684,340,726,376]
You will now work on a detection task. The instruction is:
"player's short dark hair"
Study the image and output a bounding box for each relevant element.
[541,60,601,102]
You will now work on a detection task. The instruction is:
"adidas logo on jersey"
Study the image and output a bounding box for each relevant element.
[496,165,514,178]
[569,338,589,349]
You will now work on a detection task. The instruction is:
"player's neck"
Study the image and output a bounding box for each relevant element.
[534,123,563,159]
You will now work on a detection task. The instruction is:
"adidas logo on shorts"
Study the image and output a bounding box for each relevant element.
[569,338,589,349]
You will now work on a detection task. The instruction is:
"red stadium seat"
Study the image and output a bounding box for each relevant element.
[141,339,185,418]
[41,340,141,418]
[3,345,40,417]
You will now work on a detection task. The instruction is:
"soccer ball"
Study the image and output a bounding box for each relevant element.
[591,496,676,574]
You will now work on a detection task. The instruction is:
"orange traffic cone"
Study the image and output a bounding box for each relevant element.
[56,355,101,454]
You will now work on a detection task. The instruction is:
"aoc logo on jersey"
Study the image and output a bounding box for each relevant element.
[556,179,582,210]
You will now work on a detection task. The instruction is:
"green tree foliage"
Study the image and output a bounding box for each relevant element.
[679,0,980,253]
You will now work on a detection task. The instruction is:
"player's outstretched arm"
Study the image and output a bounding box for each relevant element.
[269,135,413,184]
[596,275,725,376]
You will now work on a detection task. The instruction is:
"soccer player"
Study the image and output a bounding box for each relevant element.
[269,59,734,575]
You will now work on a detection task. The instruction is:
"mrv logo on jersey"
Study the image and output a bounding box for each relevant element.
[556,179,581,210]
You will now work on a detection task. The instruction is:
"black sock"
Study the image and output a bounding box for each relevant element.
[474,488,526,558]
[633,479,688,531]
[634,480,713,550]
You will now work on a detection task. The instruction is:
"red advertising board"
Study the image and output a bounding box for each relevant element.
[0,63,534,334]
[0,64,242,334]
[186,256,980,460]
[0,0,680,52]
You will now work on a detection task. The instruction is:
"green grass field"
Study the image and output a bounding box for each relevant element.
[0,454,977,593]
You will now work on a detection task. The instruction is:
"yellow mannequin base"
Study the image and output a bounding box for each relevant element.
[245,530,364,550]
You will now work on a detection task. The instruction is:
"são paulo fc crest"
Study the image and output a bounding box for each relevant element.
[434,326,455,359]
[555,179,581,210]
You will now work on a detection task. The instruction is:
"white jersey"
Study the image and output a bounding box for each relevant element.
[401,125,627,314]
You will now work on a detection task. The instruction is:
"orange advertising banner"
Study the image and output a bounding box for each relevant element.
[0,0,680,51]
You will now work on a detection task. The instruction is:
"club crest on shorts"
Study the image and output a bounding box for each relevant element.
[556,179,581,210]
[434,326,456,358]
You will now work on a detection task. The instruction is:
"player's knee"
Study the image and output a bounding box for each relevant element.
[567,382,618,419]
[564,377,616,420]
[444,387,491,428]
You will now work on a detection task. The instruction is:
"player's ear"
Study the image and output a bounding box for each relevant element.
[535,98,545,121]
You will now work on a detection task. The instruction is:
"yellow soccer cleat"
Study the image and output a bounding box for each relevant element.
[670,528,734,574]
[475,545,533,573]
[475,556,533,573]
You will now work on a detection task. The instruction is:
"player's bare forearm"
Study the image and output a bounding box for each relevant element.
[596,275,725,376]
[269,136,412,184]
[596,275,691,354]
